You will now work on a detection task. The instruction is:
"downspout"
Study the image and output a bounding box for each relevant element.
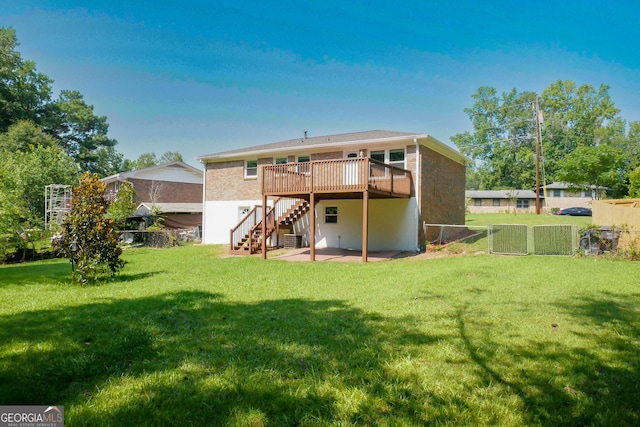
[200,160,207,244]
[414,138,422,252]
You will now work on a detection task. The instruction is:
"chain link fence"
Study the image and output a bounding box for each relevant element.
[119,227,201,248]
[424,223,640,258]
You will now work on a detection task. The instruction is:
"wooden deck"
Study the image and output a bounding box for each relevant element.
[258,158,414,262]
[262,158,412,199]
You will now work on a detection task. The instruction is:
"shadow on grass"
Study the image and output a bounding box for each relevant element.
[0,260,71,287]
[457,292,640,426]
[0,260,162,287]
[0,290,444,425]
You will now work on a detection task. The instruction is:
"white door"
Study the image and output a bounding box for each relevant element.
[344,152,359,186]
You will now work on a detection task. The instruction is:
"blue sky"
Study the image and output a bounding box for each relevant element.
[2,1,639,168]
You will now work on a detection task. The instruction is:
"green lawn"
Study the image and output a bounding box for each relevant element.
[1,244,639,426]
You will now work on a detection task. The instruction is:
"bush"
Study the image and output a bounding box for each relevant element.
[60,173,125,283]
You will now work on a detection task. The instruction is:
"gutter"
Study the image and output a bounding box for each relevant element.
[415,138,422,252]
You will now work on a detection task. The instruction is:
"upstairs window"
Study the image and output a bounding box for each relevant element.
[370,150,385,162]
[369,149,405,169]
[297,155,310,173]
[245,160,258,178]
[389,149,405,169]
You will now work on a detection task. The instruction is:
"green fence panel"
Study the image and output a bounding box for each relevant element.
[489,224,528,255]
[532,225,577,256]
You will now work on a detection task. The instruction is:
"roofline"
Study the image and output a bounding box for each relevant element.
[196,133,473,165]
[101,161,203,183]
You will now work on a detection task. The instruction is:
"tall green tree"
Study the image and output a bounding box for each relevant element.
[0,28,52,132]
[540,81,623,180]
[557,145,625,199]
[42,90,119,172]
[450,86,537,189]
[0,121,80,223]
[0,26,123,175]
[0,122,80,259]
[452,80,634,193]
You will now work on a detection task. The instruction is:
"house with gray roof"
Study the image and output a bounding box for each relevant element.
[196,130,472,261]
[466,190,542,214]
[102,161,203,229]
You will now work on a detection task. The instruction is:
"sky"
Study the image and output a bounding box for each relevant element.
[2,1,639,168]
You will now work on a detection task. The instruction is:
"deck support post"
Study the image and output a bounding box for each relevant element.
[261,194,267,260]
[362,190,369,262]
[309,192,316,261]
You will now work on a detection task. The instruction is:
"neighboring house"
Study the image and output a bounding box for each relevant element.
[101,161,203,229]
[542,182,600,210]
[196,130,471,261]
[466,190,541,214]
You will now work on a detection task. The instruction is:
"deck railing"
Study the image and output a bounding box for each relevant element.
[262,158,412,196]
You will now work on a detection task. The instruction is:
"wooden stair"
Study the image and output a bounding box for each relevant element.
[230,198,309,255]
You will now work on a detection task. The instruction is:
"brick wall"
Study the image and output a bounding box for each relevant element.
[128,178,202,203]
[205,160,262,201]
[418,146,466,245]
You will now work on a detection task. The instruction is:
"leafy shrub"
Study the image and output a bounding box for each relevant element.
[60,173,125,283]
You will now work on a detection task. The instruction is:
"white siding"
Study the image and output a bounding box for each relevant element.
[203,199,264,244]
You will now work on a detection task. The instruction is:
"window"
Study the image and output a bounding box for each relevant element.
[275,157,287,165]
[238,206,250,221]
[517,200,530,209]
[552,189,561,197]
[297,155,310,173]
[582,190,592,198]
[474,199,482,206]
[493,199,501,206]
[389,149,405,169]
[325,206,338,223]
[245,160,258,178]
[370,150,385,162]
[369,149,405,167]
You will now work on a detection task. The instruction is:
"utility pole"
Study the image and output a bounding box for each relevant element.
[535,96,541,214]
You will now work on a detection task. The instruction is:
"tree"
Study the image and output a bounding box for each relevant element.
[627,167,640,198]
[158,151,183,164]
[123,151,184,171]
[557,144,625,199]
[450,86,537,189]
[42,90,119,173]
[0,28,53,133]
[0,121,80,225]
[0,26,123,175]
[540,81,623,180]
[106,181,137,229]
[60,172,125,283]
[452,80,633,192]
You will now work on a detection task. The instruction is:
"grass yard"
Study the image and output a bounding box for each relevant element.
[1,244,639,426]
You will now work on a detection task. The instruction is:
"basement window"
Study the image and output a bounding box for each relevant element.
[325,206,338,224]
[245,160,258,178]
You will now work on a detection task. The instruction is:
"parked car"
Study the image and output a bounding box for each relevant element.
[553,207,592,216]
